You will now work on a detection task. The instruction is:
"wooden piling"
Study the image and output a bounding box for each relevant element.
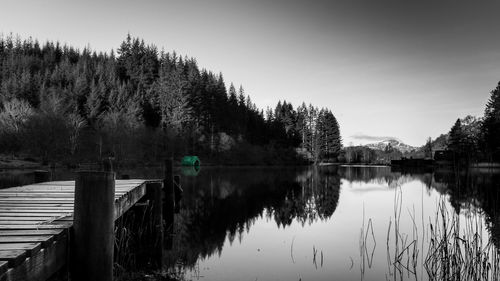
[164,158,174,250]
[33,170,51,183]
[72,171,115,281]
[146,182,163,267]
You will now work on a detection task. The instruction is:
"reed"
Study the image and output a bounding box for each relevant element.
[423,201,500,281]
[379,187,500,281]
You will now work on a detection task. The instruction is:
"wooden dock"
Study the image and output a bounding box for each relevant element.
[0,179,153,281]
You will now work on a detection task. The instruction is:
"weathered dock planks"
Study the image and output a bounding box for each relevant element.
[0,179,151,281]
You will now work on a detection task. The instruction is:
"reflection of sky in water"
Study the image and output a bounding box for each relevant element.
[180,168,497,281]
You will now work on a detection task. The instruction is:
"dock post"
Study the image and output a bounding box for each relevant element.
[72,171,115,281]
[146,182,163,267]
[33,170,51,183]
[164,158,174,250]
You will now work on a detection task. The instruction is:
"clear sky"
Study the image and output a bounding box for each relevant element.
[1,0,500,146]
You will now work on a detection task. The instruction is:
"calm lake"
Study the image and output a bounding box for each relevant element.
[1,165,499,281]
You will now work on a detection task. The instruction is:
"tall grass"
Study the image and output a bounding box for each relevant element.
[424,201,500,281]
[375,187,500,281]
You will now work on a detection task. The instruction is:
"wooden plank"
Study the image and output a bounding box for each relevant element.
[36,181,74,185]
[0,217,70,221]
[0,222,59,225]
[0,196,121,200]
[1,190,124,196]
[0,192,126,197]
[0,250,27,267]
[0,198,74,201]
[0,225,69,230]
[0,201,73,203]
[0,202,74,205]
[0,230,63,237]
[0,204,73,208]
[0,194,76,198]
[0,218,73,225]
[0,236,53,248]
[0,212,72,217]
[1,188,130,192]
[0,209,73,213]
[5,238,67,281]
[0,243,41,256]
[32,180,145,186]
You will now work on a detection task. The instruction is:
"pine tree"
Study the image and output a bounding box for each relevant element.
[238,85,246,108]
[424,137,433,159]
[155,67,191,134]
[448,119,463,161]
[296,103,308,150]
[322,110,341,160]
[482,81,500,161]
[228,83,237,107]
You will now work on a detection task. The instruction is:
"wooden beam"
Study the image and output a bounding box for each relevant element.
[0,250,26,267]
[4,239,67,281]
[114,182,146,219]
[0,244,41,256]
[0,236,54,247]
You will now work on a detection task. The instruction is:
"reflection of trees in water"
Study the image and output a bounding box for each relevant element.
[367,167,500,252]
[272,167,340,227]
[167,165,500,272]
[166,167,341,269]
[340,166,417,188]
[433,170,500,249]
[337,166,500,251]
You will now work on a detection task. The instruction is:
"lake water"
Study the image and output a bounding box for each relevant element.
[163,166,500,281]
[1,165,499,280]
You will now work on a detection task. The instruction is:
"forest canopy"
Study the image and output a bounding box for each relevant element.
[0,33,342,165]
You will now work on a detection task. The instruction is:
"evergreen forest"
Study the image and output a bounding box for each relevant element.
[0,34,342,165]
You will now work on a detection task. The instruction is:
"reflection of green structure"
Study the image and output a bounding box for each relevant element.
[181,165,201,176]
[181,156,201,167]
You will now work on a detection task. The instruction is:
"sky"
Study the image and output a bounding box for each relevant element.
[1,0,500,147]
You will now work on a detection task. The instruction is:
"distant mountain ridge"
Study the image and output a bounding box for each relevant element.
[365,139,416,153]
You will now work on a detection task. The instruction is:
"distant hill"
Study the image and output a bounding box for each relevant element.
[365,139,416,153]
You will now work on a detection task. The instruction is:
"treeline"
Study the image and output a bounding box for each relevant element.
[342,144,409,164]
[0,34,341,165]
[341,80,500,166]
[425,81,500,165]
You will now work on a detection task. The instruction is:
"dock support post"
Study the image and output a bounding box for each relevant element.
[72,171,115,281]
[146,182,163,267]
[164,158,174,250]
[33,170,51,183]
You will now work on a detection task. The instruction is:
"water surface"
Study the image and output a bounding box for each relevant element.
[2,166,499,280]
[166,166,500,281]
